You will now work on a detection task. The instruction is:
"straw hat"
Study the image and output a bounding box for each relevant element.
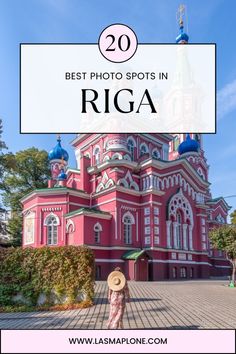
[107,271,126,291]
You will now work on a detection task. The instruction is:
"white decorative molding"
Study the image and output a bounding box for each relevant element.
[94,222,102,231]
[189,225,193,250]
[103,155,110,162]
[117,170,139,191]
[93,144,101,155]
[66,219,75,233]
[101,172,109,184]
[122,211,135,224]
[43,212,60,226]
[117,178,129,188]
[42,207,62,212]
[168,188,194,226]
[173,221,178,249]
[121,206,137,212]
[111,152,123,160]
[178,253,187,260]
[123,154,131,161]
[24,211,35,245]
[127,136,137,147]
[166,220,172,248]
[182,224,188,250]
[96,173,115,192]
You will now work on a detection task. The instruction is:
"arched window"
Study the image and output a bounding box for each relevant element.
[46,215,59,245]
[127,139,135,161]
[94,223,102,244]
[140,143,148,157]
[180,267,187,278]
[94,146,100,165]
[197,167,205,180]
[123,215,133,244]
[152,149,160,160]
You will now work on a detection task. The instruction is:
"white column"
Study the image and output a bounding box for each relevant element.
[115,207,118,239]
[143,178,146,190]
[75,149,81,169]
[173,222,178,249]
[189,225,193,250]
[166,220,172,248]
[136,211,139,241]
[150,175,153,188]
[154,176,157,189]
[182,224,188,250]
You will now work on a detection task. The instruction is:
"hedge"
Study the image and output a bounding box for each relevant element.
[0,246,95,308]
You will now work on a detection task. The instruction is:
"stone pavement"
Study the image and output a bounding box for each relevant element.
[0,281,236,329]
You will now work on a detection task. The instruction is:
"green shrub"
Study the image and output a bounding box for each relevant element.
[0,246,95,308]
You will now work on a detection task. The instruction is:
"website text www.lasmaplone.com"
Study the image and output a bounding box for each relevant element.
[68,336,168,345]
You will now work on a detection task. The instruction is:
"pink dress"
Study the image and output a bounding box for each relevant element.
[107,282,130,329]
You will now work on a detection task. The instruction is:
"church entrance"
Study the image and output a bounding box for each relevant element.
[122,249,150,281]
[135,257,149,281]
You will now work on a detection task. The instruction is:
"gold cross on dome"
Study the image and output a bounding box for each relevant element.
[176,4,186,24]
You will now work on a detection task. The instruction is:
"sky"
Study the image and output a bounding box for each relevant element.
[0,0,236,213]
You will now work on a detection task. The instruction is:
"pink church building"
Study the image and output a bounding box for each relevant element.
[21,20,231,281]
[21,132,231,281]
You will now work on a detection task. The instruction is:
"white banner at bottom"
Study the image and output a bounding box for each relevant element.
[1,329,235,353]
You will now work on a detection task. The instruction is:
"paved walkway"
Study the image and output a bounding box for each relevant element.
[0,281,236,329]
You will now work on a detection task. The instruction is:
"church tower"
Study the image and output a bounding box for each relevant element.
[48,136,69,187]
[168,5,203,162]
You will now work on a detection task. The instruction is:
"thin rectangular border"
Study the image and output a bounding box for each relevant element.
[19,43,217,135]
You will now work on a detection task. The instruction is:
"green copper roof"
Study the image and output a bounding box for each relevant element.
[21,186,87,202]
[34,186,85,193]
[65,207,111,217]
[122,249,147,260]
[208,197,221,202]
[207,197,231,209]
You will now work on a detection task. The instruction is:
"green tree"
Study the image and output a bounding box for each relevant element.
[230,210,236,225]
[209,225,236,284]
[0,148,50,246]
[0,118,7,152]
[0,118,8,237]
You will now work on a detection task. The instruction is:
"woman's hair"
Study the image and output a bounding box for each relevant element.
[114,267,121,272]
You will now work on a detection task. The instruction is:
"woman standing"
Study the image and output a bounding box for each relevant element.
[107,267,130,329]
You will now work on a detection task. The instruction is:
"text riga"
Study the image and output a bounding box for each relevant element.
[81,89,158,114]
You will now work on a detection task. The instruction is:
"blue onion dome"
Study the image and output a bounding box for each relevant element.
[178,134,199,155]
[176,19,189,44]
[58,168,67,181]
[48,136,69,162]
